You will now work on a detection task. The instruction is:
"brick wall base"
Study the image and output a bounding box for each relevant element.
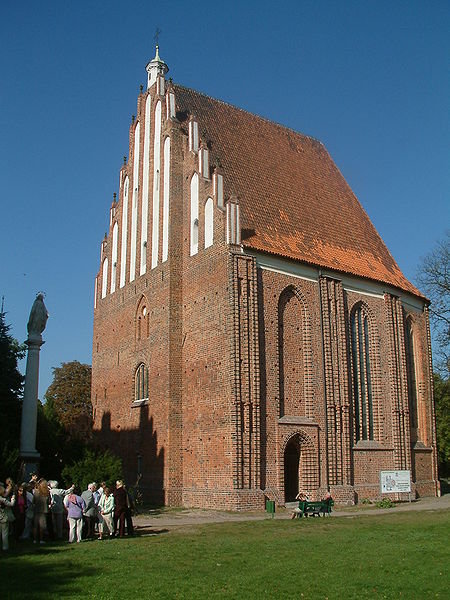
[329,485,356,505]
[415,480,440,498]
[182,488,266,511]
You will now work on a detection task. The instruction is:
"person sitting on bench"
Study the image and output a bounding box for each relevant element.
[320,491,333,515]
[291,491,308,519]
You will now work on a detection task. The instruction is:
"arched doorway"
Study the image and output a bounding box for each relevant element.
[284,437,300,502]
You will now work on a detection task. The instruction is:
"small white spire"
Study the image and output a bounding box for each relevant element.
[146,45,169,90]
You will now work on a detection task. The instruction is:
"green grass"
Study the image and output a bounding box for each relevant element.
[1,511,449,599]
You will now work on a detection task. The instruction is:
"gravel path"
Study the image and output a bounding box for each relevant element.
[132,493,450,531]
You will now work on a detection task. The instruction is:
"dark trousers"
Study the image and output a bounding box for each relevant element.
[46,512,55,540]
[83,516,94,538]
[125,508,134,536]
[114,509,126,537]
[14,514,26,539]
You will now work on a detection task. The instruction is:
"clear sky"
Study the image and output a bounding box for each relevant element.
[1,0,449,398]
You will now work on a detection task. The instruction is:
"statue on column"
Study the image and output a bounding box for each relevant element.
[27,293,49,338]
[20,293,49,480]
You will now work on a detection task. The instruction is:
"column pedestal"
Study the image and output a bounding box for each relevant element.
[19,334,43,476]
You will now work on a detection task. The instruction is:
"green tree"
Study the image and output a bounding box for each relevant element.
[0,308,25,480]
[35,400,84,481]
[61,448,123,491]
[44,361,93,442]
[417,231,449,375]
[434,373,450,477]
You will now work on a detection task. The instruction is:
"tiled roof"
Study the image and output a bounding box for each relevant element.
[174,84,422,298]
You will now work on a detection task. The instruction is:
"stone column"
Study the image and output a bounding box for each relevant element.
[20,293,48,479]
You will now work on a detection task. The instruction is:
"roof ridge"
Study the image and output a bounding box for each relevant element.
[173,82,324,147]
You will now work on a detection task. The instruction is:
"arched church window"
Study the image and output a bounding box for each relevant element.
[350,303,374,441]
[135,363,149,402]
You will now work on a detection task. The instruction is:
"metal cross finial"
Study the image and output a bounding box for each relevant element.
[154,27,162,46]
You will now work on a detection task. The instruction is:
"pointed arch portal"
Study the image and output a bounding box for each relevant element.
[284,437,300,502]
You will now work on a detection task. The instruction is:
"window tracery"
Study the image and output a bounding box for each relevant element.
[135,363,149,402]
[350,303,374,441]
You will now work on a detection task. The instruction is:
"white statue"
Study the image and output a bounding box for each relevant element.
[27,293,49,337]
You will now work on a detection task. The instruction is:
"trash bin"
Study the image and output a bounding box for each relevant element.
[266,499,275,516]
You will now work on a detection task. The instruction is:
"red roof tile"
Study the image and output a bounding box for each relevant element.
[174,84,422,299]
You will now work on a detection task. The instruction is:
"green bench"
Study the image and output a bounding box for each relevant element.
[297,499,334,517]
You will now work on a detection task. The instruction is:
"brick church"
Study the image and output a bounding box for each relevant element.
[92,47,439,509]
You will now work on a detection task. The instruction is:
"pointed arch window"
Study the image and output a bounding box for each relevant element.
[350,304,374,441]
[135,363,149,402]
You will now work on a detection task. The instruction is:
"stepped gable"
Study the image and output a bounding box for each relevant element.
[174,84,421,298]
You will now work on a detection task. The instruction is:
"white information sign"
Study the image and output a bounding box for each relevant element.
[380,470,411,494]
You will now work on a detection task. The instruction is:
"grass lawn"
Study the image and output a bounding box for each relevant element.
[1,510,449,599]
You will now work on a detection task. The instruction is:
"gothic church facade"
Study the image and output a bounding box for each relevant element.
[92,49,439,509]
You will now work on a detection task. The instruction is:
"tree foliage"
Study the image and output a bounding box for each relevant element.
[61,448,123,491]
[417,231,449,375]
[0,309,25,480]
[35,400,84,481]
[434,373,450,477]
[44,361,93,442]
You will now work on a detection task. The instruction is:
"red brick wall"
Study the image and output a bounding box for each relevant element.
[257,270,326,502]
[92,80,439,510]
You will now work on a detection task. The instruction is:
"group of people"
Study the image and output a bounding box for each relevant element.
[0,474,135,551]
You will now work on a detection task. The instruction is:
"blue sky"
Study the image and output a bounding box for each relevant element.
[1,0,449,397]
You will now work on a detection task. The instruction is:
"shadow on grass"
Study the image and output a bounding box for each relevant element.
[1,546,98,599]
[0,531,168,597]
[134,526,169,537]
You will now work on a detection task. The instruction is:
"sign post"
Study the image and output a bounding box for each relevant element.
[380,470,411,502]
